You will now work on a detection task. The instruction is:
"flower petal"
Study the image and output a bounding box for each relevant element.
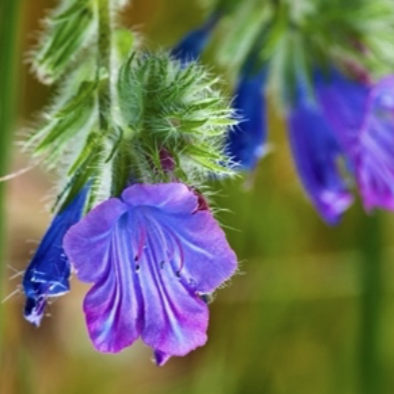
[315,69,369,140]
[64,183,237,362]
[227,70,267,170]
[22,186,89,326]
[354,76,394,210]
[288,92,353,225]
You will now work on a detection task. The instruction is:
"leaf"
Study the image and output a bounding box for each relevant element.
[67,131,100,176]
[56,80,97,117]
[34,98,95,154]
[53,0,90,22]
[188,153,233,175]
[56,147,102,212]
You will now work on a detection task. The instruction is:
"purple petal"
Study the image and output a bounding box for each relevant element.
[64,183,237,362]
[354,76,394,211]
[315,69,369,142]
[154,350,171,366]
[288,88,353,225]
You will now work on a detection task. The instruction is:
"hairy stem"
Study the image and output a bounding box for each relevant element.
[0,0,22,371]
[97,0,112,130]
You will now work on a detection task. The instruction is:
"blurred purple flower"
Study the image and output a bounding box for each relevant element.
[227,67,267,171]
[287,81,353,225]
[23,187,89,326]
[318,71,394,212]
[348,76,394,211]
[288,68,394,223]
[63,183,237,365]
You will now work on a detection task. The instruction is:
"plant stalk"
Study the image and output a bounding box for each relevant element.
[97,0,112,131]
[0,0,22,287]
[358,213,383,394]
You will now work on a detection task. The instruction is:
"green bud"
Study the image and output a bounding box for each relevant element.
[116,52,237,186]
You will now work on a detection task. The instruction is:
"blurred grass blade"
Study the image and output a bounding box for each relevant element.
[0,0,22,362]
[359,214,383,394]
[0,0,22,286]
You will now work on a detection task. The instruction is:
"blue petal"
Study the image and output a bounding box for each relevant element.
[226,68,267,170]
[288,83,353,225]
[315,69,369,140]
[171,14,218,62]
[23,186,89,326]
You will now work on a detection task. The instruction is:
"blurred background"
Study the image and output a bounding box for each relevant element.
[1,1,394,393]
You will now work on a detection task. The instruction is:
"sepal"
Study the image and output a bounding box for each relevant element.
[31,0,96,84]
[116,53,237,184]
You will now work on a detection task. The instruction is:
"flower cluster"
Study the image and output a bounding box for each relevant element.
[22,0,237,365]
[288,69,394,224]
[176,2,394,224]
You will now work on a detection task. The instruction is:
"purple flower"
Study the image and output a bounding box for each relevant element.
[287,80,353,225]
[63,183,237,365]
[317,71,394,212]
[315,69,369,144]
[23,186,89,326]
[351,76,394,211]
[227,68,267,171]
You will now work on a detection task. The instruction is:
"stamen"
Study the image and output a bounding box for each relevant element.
[134,226,146,264]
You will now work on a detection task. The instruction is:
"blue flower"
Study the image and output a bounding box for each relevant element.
[318,72,394,211]
[287,77,353,225]
[63,183,237,365]
[171,14,219,62]
[288,67,394,222]
[226,66,267,171]
[23,187,89,326]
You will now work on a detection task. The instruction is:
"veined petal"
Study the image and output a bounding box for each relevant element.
[288,90,353,225]
[354,76,394,211]
[22,186,89,326]
[63,183,237,363]
[315,69,369,141]
[227,69,267,170]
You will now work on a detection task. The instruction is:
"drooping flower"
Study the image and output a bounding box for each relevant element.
[287,78,353,225]
[171,14,219,62]
[342,76,394,211]
[226,65,267,171]
[23,186,89,326]
[63,183,237,365]
[317,71,394,212]
[315,69,369,145]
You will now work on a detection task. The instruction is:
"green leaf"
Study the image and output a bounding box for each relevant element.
[67,131,100,176]
[34,99,94,154]
[188,153,233,175]
[53,0,90,22]
[56,80,97,117]
[56,146,102,212]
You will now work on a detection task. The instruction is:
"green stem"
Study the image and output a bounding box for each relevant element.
[358,213,383,394]
[0,0,22,282]
[97,0,112,130]
[0,0,22,374]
